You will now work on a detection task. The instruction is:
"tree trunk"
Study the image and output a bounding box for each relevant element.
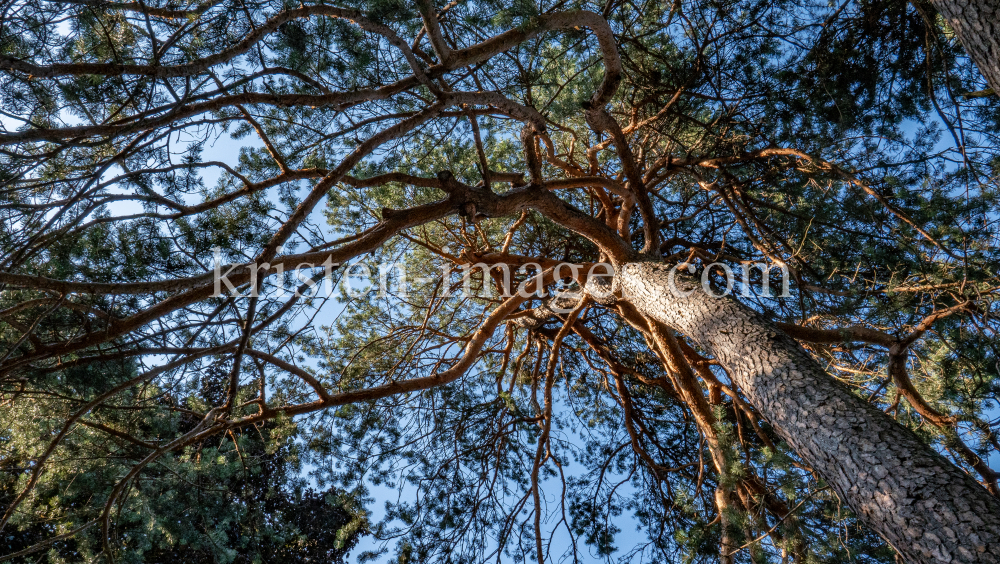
[928,0,1000,94]
[616,262,1000,563]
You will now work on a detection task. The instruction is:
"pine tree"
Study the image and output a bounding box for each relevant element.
[1,0,999,562]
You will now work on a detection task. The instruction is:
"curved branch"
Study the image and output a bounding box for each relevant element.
[0,6,404,79]
[229,266,559,424]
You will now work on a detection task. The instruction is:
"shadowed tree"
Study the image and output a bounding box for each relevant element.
[926,0,1000,93]
[1,358,368,562]
[1,0,999,562]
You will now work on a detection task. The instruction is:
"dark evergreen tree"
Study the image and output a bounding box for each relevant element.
[2,358,368,562]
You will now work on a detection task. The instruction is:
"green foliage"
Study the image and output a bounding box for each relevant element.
[1,0,998,562]
[1,358,368,563]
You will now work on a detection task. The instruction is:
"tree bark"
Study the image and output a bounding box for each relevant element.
[615,262,1000,564]
[928,0,1000,94]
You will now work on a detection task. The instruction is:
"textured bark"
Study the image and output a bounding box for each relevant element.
[616,262,1000,564]
[929,0,1000,94]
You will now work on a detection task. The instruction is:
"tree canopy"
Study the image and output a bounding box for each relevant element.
[1,0,999,562]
